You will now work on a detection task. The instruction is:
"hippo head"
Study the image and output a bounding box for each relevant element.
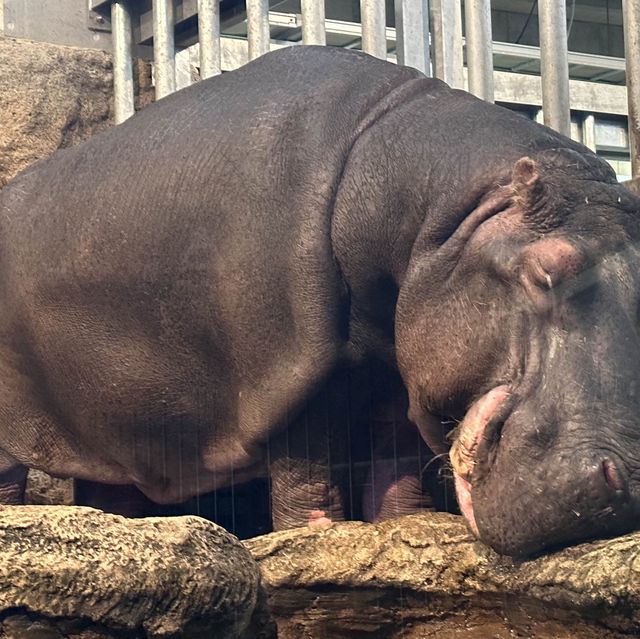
[396,149,640,557]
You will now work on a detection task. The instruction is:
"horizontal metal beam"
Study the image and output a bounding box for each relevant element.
[489,69,628,115]
[492,40,626,74]
[268,11,397,44]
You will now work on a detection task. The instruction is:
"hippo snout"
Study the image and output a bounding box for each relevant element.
[452,383,640,557]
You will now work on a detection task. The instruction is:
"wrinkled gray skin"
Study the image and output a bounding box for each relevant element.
[1,46,639,557]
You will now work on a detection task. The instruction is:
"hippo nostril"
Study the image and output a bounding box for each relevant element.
[602,458,625,492]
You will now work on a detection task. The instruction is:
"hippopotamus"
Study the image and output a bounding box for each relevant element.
[1,45,639,557]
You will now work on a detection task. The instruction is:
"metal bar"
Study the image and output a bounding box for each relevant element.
[464,0,494,101]
[623,0,640,177]
[301,0,326,46]
[394,0,430,75]
[360,0,387,59]
[111,1,135,124]
[152,0,176,99]
[589,69,624,82]
[582,113,597,151]
[430,0,463,88]
[198,0,221,78]
[538,0,570,136]
[246,0,270,60]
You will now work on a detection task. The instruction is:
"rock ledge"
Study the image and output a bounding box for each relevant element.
[247,512,640,638]
[0,506,275,639]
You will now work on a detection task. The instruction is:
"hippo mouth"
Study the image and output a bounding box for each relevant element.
[449,385,513,535]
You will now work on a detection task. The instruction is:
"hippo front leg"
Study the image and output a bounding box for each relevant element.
[268,389,347,530]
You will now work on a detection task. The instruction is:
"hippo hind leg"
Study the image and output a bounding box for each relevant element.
[358,364,452,523]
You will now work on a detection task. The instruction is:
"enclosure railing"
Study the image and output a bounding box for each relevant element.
[107,0,640,178]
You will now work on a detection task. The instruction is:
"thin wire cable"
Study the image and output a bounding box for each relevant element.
[567,0,576,40]
[515,0,538,44]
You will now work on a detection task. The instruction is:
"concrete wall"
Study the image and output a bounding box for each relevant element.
[0,0,112,51]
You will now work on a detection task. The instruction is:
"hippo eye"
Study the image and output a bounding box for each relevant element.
[553,267,599,306]
[565,279,598,307]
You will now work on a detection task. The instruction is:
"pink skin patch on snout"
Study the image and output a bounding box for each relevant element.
[454,475,479,536]
[451,385,511,537]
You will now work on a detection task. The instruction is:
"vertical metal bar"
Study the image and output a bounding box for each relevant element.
[198,0,221,79]
[623,0,640,177]
[360,0,387,59]
[246,0,270,60]
[394,0,430,75]
[538,0,570,136]
[431,0,463,88]
[582,113,597,152]
[111,1,135,124]
[301,0,326,46]
[152,0,176,99]
[464,0,494,101]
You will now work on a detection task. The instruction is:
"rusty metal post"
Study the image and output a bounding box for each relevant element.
[111,1,134,123]
[394,0,430,75]
[538,0,571,136]
[582,113,597,152]
[623,0,640,176]
[464,0,494,101]
[247,0,270,60]
[301,0,326,45]
[198,0,221,78]
[361,0,387,59]
[431,0,464,88]
[152,0,176,98]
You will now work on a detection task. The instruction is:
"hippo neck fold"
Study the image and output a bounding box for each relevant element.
[331,82,605,367]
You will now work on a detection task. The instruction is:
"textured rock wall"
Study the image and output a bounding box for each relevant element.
[246,512,640,638]
[0,35,153,189]
[0,506,276,639]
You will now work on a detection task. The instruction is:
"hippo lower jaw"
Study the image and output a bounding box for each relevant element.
[450,385,512,537]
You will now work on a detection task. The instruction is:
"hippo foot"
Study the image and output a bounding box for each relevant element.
[269,456,346,531]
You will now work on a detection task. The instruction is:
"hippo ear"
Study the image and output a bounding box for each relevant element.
[511,157,544,208]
